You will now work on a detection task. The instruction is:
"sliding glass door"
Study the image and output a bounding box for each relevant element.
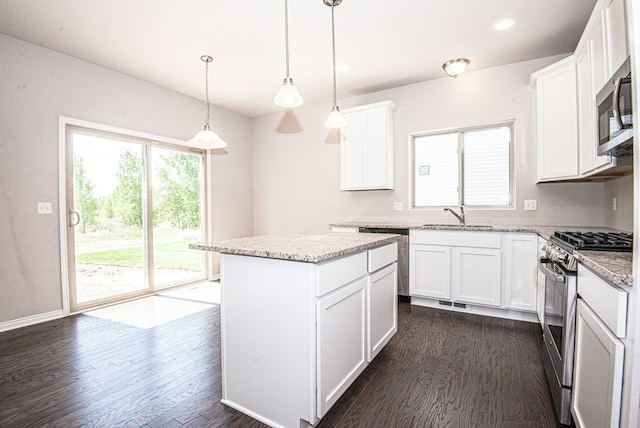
[66,127,206,311]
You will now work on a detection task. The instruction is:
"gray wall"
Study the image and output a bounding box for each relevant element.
[252,55,609,235]
[605,175,634,231]
[0,35,254,323]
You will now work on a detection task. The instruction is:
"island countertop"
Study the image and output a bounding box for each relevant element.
[190,232,400,263]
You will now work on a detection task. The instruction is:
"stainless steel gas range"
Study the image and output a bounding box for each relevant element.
[538,230,632,425]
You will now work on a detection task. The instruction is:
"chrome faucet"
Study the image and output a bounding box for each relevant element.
[444,206,465,226]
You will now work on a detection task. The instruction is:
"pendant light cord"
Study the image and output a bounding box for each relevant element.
[330,1,337,108]
[203,56,211,130]
[284,0,291,78]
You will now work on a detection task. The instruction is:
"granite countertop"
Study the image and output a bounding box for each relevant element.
[331,222,620,241]
[574,251,633,287]
[190,232,400,263]
[330,222,633,285]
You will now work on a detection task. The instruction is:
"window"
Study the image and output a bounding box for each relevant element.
[412,122,513,208]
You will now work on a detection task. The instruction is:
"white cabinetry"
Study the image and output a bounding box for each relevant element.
[535,236,547,327]
[604,0,628,78]
[409,230,502,308]
[409,244,450,299]
[317,277,367,417]
[452,247,502,307]
[504,233,538,312]
[410,230,539,316]
[572,264,627,428]
[367,262,397,361]
[340,101,395,191]
[531,56,579,182]
[220,243,397,427]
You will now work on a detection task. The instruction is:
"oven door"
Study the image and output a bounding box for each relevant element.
[539,258,577,387]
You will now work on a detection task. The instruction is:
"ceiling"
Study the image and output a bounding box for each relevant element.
[0,0,597,118]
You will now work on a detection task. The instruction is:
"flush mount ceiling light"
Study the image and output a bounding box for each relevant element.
[273,0,304,108]
[492,17,517,31]
[324,0,347,129]
[442,58,470,78]
[188,55,228,150]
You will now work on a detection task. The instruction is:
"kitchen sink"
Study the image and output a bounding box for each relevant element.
[420,223,494,231]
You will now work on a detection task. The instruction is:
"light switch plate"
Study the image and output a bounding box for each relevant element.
[393,202,403,211]
[524,200,537,211]
[37,202,53,215]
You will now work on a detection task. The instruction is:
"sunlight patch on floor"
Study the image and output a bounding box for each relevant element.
[85,294,213,329]
[160,281,220,304]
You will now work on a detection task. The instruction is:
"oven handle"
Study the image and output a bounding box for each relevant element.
[538,258,565,283]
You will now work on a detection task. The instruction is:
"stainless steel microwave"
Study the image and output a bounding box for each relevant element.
[596,57,633,157]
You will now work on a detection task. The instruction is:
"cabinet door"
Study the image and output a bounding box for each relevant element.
[367,263,397,362]
[317,277,367,417]
[341,112,365,189]
[572,299,624,428]
[577,45,596,175]
[409,244,451,299]
[604,0,628,77]
[535,58,579,181]
[504,233,537,312]
[452,247,501,307]
[364,107,389,188]
[591,16,607,94]
[536,239,546,328]
[340,101,394,191]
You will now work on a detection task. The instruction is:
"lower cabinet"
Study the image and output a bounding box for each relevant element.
[220,243,398,428]
[451,247,501,307]
[317,277,367,417]
[572,299,624,428]
[367,262,398,361]
[504,233,538,312]
[409,244,451,299]
[409,230,538,314]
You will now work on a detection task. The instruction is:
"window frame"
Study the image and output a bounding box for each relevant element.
[410,121,515,210]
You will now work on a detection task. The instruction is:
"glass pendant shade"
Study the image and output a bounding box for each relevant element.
[324,106,347,128]
[274,77,304,108]
[188,128,227,150]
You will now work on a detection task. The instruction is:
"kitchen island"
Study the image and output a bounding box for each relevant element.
[191,233,400,428]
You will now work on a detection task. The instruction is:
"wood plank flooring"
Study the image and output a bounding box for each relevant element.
[0,302,561,427]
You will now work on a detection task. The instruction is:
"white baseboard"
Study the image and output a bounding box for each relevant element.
[0,310,65,333]
[410,296,539,323]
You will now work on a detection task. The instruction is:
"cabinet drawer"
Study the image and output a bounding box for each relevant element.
[578,265,628,337]
[410,230,501,248]
[316,252,367,297]
[368,243,398,273]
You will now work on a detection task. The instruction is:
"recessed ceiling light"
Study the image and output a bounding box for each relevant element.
[492,18,517,32]
[335,63,350,72]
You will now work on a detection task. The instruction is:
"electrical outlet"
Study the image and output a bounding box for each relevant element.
[393,202,403,211]
[613,198,617,211]
[37,202,52,215]
[524,200,537,211]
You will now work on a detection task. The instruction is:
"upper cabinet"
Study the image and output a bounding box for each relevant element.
[340,101,396,191]
[531,57,579,182]
[532,0,629,183]
[603,0,628,88]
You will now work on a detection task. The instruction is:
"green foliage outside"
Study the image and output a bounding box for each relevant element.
[72,149,202,271]
[76,241,201,271]
[72,150,201,232]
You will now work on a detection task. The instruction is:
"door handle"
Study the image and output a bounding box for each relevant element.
[69,211,80,227]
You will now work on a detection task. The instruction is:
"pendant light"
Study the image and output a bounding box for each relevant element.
[324,0,347,129]
[188,55,227,150]
[273,0,304,108]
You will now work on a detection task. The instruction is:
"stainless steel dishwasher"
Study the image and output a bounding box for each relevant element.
[358,227,410,301]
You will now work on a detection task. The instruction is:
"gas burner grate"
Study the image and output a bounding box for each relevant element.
[551,231,633,252]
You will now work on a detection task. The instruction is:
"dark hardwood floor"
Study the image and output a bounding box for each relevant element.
[0,302,560,428]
